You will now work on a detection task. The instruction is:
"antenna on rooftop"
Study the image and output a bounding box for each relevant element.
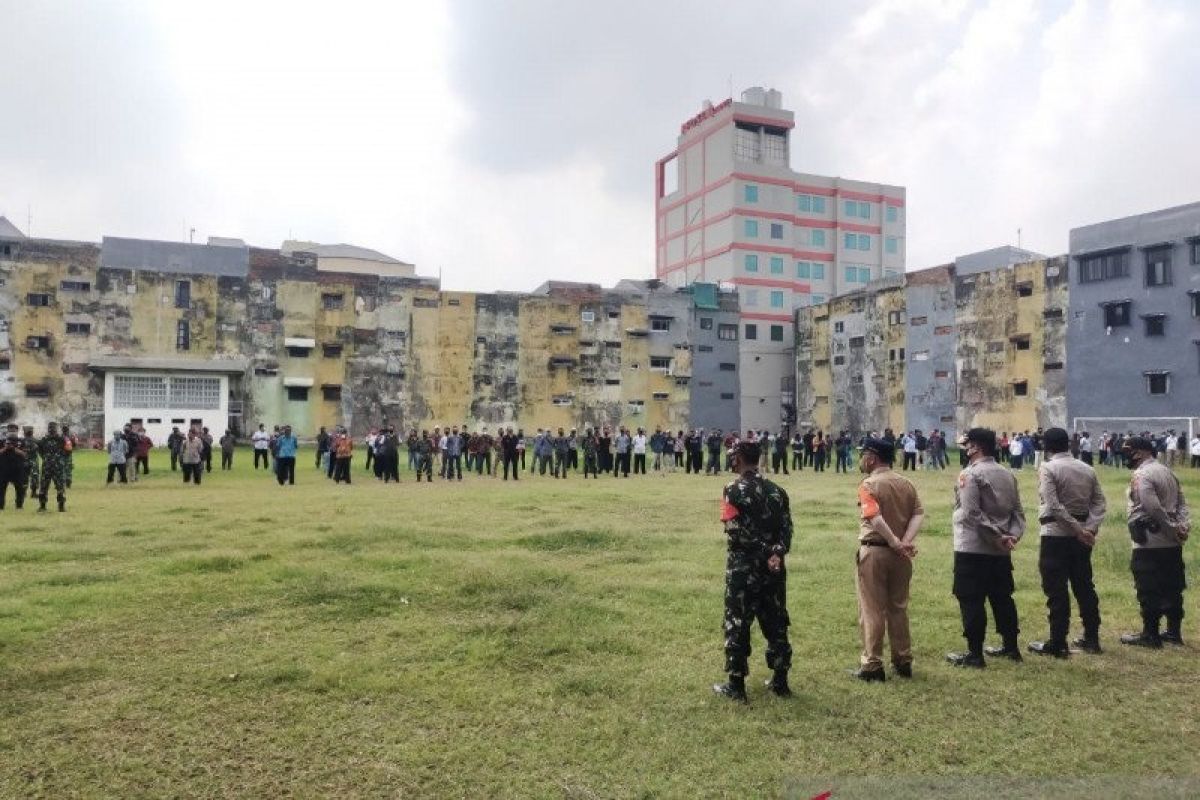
[26,203,31,237]
[1017,228,1022,249]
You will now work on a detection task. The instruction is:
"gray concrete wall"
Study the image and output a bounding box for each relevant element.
[690,290,741,433]
[1067,202,1200,425]
[904,265,958,439]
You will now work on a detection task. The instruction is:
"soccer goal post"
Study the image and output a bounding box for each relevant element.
[1072,416,1199,441]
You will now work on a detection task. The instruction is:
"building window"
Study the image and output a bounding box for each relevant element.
[553,396,574,407]
[812,264,825,280]
[26,293,52,307]
[734,125,761,161]
[1044,362,1064,370]
[605,378,621,385]
[649,356,672,371]
[174,280,191,309]
[849,336,865,348]
[1190,240,1200,265]
[286,386,309,402]
[1013,381,1028,397]
[744,219,759,238]
[699,317,713,330]
[286,345,312,358]
[769,256,784,274]
[858,234,871,251]
[844,265,857,282]
[1013,336,1031,351]
[1078,250,1129,283]
[833,355,846,365]
[744,184,758,203]
[323,343,344,357]
[910,316,927,326]
[744,289,758,307]
[650,317,671,332]
[1145,247,1172,286]
[1146,372,1170,395]
[1191,292,1200,318]
[834,321,845,333]
[888,310,906,325]
[581,310,596,323]
[718,324,738,341]
[770,290,784,308]
[59,280,91,292]
[697,344,713,353]
[65,322,91,336]
[744,254,758,272]
[719,392,736,400]
[798,194,827,213]
[719,362,737,372]
[811,229,826,247]
[651,392,670,401]
[1143,315,1166,336]
[934,370,949,378]
[796,261,810,279]
[0,357,9,370]
[1103,301,1132,328]
[770,325,784,342]
[176,320,190,351]
[744,324,758,340]
[844,233,857,250]
[812,294,825,304]
[886,205,899,223]
[912,350,929,361]
[25,384,51,398]
[858,267,872,283]
[1044,308,1063,320]
[934,325,954,335]
[322,385,342,402]
[1015,282,1034,298]
[886,237,898,254]
[769,223,784,240]
[322,292,344,310]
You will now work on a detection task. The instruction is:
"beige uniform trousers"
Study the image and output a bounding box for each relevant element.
[856,543,913,669]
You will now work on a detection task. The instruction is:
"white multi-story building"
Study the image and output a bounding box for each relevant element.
[655,87,906,429]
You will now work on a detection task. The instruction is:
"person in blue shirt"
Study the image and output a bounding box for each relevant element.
[275,425,298,486]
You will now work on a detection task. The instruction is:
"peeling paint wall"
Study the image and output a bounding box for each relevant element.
[904,265,956,438]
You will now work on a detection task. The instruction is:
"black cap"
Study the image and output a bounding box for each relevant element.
[963,427,997,455]
[1123,435,1155,454]
[1043,427,1070,453]
[731,440,760,463]
[860,436,895,464]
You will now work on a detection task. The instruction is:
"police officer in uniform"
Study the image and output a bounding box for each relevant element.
[37,422,70,513]
[852,437,924,681]
[946,428,1026,668]
[713,440,794,703]
[1120,436,1191,648]
[1028,427,1107,658]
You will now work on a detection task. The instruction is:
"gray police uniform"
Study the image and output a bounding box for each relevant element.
[1037,453,1106,644]
[1127,458,1191,638]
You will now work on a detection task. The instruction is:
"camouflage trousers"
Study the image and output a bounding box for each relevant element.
[40,468,66,501]
[64,456,74,488]
[24,462,40,494]
[723,553,792,677]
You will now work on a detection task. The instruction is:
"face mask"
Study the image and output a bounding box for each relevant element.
[1126,454,1140,470]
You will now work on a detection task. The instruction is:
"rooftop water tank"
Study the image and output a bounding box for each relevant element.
[741,86,766,106]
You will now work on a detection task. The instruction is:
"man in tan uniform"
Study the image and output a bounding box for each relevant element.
[1029,427,1107,658]
[1120,436,1191,648]
[852,437,924,682]
[946,427,1027,669]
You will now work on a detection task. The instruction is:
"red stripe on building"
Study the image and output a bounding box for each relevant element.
[740,312,794,322]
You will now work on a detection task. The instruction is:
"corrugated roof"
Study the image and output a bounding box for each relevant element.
[0,216,26,238]
[102,237,249,277]
[282,240,408,265]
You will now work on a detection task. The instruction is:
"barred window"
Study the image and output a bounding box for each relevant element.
[114,376,168,409]
[170,377,221,409]
[114,375,221,410]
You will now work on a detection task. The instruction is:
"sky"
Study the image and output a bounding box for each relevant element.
[2,0,1199,292]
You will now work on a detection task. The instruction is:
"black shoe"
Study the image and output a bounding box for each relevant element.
[945,652,986,669]
[1119,632,1163,649]
[1028,640,1069,659]
[1161,631,1185,646]
[1071,636,1103,654]
[893,662,913,678]
[984,645,1023,662]
[850,668,886,682]
[712,682,748,703]
[764,678,792,697]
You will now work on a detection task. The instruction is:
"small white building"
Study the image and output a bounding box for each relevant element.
[91,356,248,445]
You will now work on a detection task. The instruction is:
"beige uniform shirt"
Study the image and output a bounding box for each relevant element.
[1127,458,1191,549]
[952,457,1026,555]
[858,469,923,545]
[1037,453,1106,537]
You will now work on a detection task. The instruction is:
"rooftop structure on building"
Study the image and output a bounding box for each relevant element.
[281,239,415,277]
[955,245,1047,275]
[654,86,906,429]
[0,216,26,239]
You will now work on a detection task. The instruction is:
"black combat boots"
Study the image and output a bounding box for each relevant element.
[764,669,792,697]
[712,675,748,703]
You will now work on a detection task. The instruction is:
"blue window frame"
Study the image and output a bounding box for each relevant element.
[858,201,870,219]
[886,236,898,254]
[744,254,758,272]
[844,232,857,250]
[886,205,898,223]
[744,184,759,203]
[812,294,826,304]
[744,219,759,238]
[811,229,826,247]
[858,234,870,250]
[858,267,872,283]
[845,266,857,282]
[796,261,810,279]
[798,194,811,212]
[769,256,784,274]
[812,264,825,280]
[770,290,785,308]
[770,222,784,240]
[844,199,856,217]
[813,196,826,213]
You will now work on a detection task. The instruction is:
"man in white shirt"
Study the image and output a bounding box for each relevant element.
[901,433,918,471]
[1078,432,1093,466]
[1190,435,1200,469]
[1165,432,1178,468]
[252,424,271,470]
[632,429,648,475]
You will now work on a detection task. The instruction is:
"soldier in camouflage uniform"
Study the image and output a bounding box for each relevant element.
[61,424,77,488]
[415,431,434,483]
[21,425,40,504]
[713,440,794,703]
[38,422,69,512]
[582,428,599,479]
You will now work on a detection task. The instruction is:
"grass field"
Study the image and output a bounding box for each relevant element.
[2,449,1199,798]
